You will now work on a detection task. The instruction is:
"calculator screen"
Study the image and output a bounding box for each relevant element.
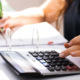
[5,51,36,73]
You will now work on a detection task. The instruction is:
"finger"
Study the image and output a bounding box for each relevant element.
[68,35,80,46]
[71,50,80,57]
[64,43,70,48]
[59,45,80,58]
[0,23,4,27]
[0,23,4,32]
[0,16,10,23]
[3,21,10,28]
[3,19,14,28]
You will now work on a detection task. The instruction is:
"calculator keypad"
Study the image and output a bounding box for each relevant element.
[29,50,79,71]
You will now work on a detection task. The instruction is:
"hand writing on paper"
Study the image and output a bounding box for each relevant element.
[59,35,80,58]
[0,15,11,32]
[0,14,22,32]
[0,16,12,28]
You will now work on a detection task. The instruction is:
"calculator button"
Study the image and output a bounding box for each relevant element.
[38,53,43,57]
[56,62,62,66]
[66,66,73,70]
[72,66,79,70]
[44,53,49,56]
[64,59,69,63]
[46,60,52,63]
[29,51,34,54]
[43,63,49,67]
[48,67,54,71]
[68,62,74,66]
[49,56,54,60]
[43,56,48,60]
[61,66,67,71]
[50,53,55,56]
[36,57,42,60]
[40,60,46,63]
[50,63,56,66]
[34,51,40,53]
[46,51,51,53]
[54,53,59,56]
[51,50,57,53]
[55,66,61,71]
[52,59,57,63]
[55,56,59,60]
[32,53,38,57]
[60,58,65,60]
[62,62,68,66]
[58,59,63,62]
[40,51,45,53]
[50,53,59,56]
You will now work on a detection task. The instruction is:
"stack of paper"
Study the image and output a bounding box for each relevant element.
[0,22,68,46]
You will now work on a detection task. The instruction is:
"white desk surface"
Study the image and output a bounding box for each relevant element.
[0,45,80,80]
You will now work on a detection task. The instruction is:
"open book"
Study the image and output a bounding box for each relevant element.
[0,22,68,46]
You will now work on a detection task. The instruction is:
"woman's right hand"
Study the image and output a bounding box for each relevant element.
[0,14,15,32]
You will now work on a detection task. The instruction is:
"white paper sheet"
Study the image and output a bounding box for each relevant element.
[0,22,68,46]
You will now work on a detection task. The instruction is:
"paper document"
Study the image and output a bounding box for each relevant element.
[0,22,68,46]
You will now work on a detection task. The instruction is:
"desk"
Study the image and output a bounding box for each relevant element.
[0,45,80,80]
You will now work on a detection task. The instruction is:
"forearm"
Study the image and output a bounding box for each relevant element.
[10,7,45,27]
[2,0,71,28]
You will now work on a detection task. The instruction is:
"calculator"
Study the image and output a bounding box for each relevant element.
[0,50,80,76]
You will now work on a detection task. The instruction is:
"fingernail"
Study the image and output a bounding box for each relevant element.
[68,42,73,46]
[71,52,76,55]
[0,23,3,27]
[59,53,64,57]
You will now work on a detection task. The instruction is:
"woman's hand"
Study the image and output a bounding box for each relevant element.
[0,12,17,33]
[0,8,45,32]
[59,35,80,58]
[0,15,13,28]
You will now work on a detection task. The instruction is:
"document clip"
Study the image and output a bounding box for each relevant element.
[6,28,11,51]
[32,28,39,51]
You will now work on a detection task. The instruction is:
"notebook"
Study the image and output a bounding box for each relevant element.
[0,22,68,46]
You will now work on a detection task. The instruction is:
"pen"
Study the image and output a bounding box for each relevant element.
[0,0,3,33]
[0,26,4,33]
[0,0,2,19]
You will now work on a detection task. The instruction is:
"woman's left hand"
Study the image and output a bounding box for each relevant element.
[59,35,80,58]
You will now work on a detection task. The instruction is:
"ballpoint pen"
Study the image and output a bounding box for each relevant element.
[0,0,2,19]
[0,0,3,33]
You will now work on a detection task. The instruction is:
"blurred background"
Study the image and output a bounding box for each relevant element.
[1,0,63,35]
[2,0,46,11]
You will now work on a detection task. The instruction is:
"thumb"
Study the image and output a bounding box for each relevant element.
[68,35,80,46]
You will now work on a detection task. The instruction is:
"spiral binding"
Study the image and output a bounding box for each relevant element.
[32,28,39,51]
[6,28,11,51]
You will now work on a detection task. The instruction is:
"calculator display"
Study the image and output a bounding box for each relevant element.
[5,51,36,72]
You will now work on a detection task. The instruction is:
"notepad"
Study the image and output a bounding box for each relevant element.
[0,22,68,46]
